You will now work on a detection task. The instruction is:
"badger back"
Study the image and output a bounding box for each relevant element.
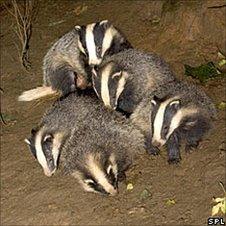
[92,49,176,114]
[132,80,217,148]
[61,107,145,195]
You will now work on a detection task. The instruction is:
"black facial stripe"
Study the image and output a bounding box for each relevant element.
[41,134,55,171]
[27,137,37,158]
[151,103,161,139]
[79,26,87,55]
[107,168,118,189]
[161,104,179,139]
[93,22,106,58]
[26,128,38,158]
[84,173,110,195]
[108,77,119,108]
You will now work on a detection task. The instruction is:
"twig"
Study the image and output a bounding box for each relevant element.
[4,0,38,70]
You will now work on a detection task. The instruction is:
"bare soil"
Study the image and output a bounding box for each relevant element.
[1,1,226,225]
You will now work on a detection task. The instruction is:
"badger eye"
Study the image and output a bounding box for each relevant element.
[163,126,168,132]
[96,46,101,53]
[84,179,95,185]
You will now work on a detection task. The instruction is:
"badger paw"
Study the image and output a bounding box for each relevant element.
[168,157,181,164]
[147,146,160,156]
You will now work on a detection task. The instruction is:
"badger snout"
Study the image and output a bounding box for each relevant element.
[43,168,56,177]
[108,188,118,196]
[152,140,162,148]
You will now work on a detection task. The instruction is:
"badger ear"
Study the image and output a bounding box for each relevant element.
[169,99,180,110]
[107,164,113,175]
[112,71,122,79]
[184,119,197,130]
[75,25,81,31]
[100,20,109,26]
[31,128,38,136]
[43,134,53,143]
[151,95,161,106]
[151,99,157,106]
[24,138,31,145]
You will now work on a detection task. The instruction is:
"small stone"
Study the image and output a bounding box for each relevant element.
[218,102,226,110]
[127,183,134,191]
[140,189,151,200]
[166,199,176,205]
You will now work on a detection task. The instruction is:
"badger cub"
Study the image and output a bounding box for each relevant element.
[25,93,145,195]
[19,20,132,101]
[92,49,175,115]
[131,80,217,164]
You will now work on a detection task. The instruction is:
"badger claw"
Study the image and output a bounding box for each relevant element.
[147,146,160,156]
[168,157,181,164]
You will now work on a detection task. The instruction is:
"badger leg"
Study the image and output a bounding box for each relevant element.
[49,67,77,96]
[185,139,200,153]
[166,132,181,164]
[145,133,160,155]
[184,118,210,153]
[117,171,126,182]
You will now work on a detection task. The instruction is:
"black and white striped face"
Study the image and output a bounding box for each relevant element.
[151,96,182,147]
[75,20,131,66]
[150,96,200,147]
[25,128,63,177]
[92,62,128,109]
[73,153,118,195]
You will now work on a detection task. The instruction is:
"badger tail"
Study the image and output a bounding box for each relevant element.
[18,86,57,101]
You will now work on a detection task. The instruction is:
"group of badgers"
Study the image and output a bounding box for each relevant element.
[19,20,217,195]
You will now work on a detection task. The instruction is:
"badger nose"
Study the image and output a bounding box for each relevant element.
[105,105,113,110]
[109,188,118,196]
[152,141,162,148]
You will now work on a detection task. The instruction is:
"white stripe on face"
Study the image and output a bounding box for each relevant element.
[152,98,174,146]
[87,154,117,195]
[115,72,128,107]
[167,108,199,140]
[35,129,52,177]
[86,23,101,65]
[100,64,112,108]
[77,39,86,55]
[109,153,118,178]
[101,26,118,58]
[52,133,63,167]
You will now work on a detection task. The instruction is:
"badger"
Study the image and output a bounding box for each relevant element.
[91,49,175,115]
[25,92,145,195]
[131,80,217,164]
[18,20,132,101]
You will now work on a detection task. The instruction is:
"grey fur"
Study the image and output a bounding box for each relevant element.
[43,29,88,95]
[19,21,133,101]
[92,49,175,114]
[131,79,217,163]
[27,92,145,194]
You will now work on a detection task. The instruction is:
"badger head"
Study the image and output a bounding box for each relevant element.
[25,127,64,177]
[72,152,119,196]
[91,61,129,110]
[75,20,132,66]
[150,95,201,147]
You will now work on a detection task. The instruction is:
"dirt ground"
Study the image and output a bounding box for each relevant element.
[1,0,226,225]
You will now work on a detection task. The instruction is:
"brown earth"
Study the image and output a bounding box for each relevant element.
[1,0,226,225]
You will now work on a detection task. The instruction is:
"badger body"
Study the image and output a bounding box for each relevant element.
[26,92,145,195]
[131,80,217,163]
[19,20,133,101]
[92,49,175,115]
